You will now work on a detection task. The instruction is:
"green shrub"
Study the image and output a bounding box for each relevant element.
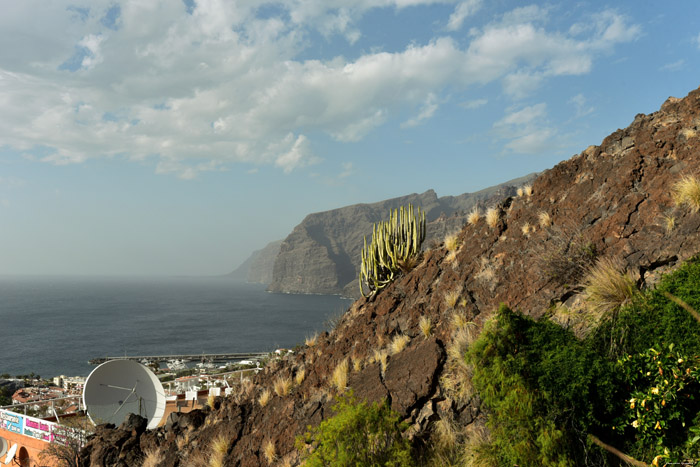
[590,256,700,359]
[467,305,619,466]
[297,391,413,466]
[615,345,700,464]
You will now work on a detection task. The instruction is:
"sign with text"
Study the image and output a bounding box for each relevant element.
[0,409,84,446]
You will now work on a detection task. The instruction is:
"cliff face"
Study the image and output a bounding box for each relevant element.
[227,240,282,284]
[80,86,700,467]
[268,175,535,298]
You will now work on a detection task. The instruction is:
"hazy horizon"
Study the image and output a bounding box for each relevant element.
[2,1,700,276]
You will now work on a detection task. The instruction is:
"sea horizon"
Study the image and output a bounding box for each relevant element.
[0,275,352,378]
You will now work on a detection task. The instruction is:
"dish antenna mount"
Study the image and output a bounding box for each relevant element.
[83,360,166,430]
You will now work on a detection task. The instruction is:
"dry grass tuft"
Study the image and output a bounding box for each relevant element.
[175,432,190,450]
[419,315,432,338]
[273,376,292,397]
[141,448,163,467]
[331,359,349,392]
[451,311,472,331]
[444,289,461,309]
[434,417,458,451]
[373,349,389,375]
[207,394,216,409]
[444,233,461,252]
[295,368,306,386]
[467,208,481,225]
[538,211,552,228]
[485,207,499,228]
[446,250,459,265]
[305,333,318,347]
[672,175,700,212]
[516,187,524,197]
[210,435,230,467]
[263,440,277,465]
[461,423,495,467]
[352,356,363,372]
[523,184,533,196]
[663,214,676,232]
[582,257,638,317]
[521,222,533,236]
[390,334,410,355]
[258,388,271,407]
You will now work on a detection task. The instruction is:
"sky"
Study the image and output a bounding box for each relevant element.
[1,0,700,276]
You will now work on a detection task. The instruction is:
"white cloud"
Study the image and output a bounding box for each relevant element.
[339,162,354,178]
[460,98,487,109]
[569,93,594,117]
[446,0,482,31]
[660,59,685,72]
[494,103,557,154]
[0,2,642,177]
[401,93,439,128]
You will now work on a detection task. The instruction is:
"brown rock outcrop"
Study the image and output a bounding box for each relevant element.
[80,85,700,466]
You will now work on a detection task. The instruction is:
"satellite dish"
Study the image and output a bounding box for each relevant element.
[4,444,16,466]
[83,360,166,430]
[0,438,7,458]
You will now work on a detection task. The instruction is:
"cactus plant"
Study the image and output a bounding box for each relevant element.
[359,204,426,297]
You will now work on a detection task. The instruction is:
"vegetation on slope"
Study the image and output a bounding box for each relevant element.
[463,257,700,466]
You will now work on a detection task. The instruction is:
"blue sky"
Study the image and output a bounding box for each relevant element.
[1,0,700,276]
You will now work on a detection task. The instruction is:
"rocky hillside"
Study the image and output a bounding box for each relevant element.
[80,86,700,466]
[268,176,535,298]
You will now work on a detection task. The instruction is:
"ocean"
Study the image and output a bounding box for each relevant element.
[0,276,352,378]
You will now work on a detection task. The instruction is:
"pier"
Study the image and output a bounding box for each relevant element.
[88,352,269,365]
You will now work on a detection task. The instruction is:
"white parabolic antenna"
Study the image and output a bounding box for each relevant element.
[83,360,166,430]
[0,438,7,459]
[4,443,17,466]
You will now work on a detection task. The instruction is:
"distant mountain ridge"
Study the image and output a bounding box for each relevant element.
[233,175,536,297]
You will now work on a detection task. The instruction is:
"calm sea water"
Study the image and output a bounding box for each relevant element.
[0,276,352,378]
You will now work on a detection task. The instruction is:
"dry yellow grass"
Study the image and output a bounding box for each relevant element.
[538,211,552,228]
[210,435,229,467]
[444,233,460,252]
[451,311,471,331]
[523,184,533,196]
[331,359,349,392]
[582,257,638,317]
[516,187,524,197]
[295,368,306,386]
[461,423,495,467]
[258,388,271,407]
[434,417,458,451]
[373,349,389,375]
[141,448,163,467]
[444,289,461,309]
[485,207,499,228]
[263,440,277,465]
[521,222,533,236]
[663,214,676,232]
[352,356,363,372]
[273,376,292,396]
[207,394,216,409]
[467,208,481,225]
[419,315,432,338]
[672,175,700,212]
[305,333,318,347]
[390,334,410,355]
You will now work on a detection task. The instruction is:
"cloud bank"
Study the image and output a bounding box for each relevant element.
[0,1,640,178]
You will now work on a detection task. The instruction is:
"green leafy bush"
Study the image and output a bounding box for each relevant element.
[297,391,413,466]
[467,305,618,466]
[615,345,700,464]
